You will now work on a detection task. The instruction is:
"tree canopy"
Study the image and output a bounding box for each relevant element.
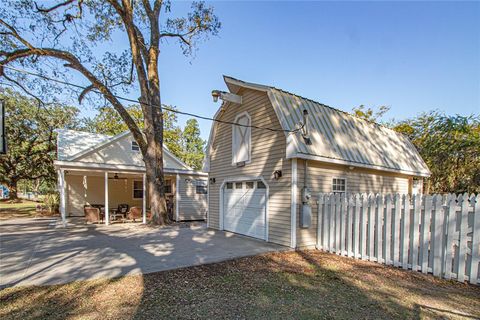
[0,0,220,224]
[0,88,80,199]
[394,112,480,194]
[85,105,205,169]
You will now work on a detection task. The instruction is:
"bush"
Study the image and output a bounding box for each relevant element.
[43,193,59,213]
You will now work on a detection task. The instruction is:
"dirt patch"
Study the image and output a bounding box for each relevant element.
[1,250,479,320]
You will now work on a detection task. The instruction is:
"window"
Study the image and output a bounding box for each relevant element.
[133,180,143,199]
[226,182,233,189]
[235,182,243,189]
[164,179,172,194]
[257,181,266,189]
[196,180,208,194]
[246,182,254,189]
[332,178,346,193]
[232,112,251,165]
[131,141,140,152]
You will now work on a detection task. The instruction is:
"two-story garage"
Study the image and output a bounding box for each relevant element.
[204,76,430,248]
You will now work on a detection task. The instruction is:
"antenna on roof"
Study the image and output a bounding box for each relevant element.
[301,109,312,145]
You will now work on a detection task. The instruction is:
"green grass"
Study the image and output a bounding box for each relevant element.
[0,200,41,220]
[1,250,479,320]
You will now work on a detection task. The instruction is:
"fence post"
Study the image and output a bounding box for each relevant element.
[347,194,354,257]
[341,193,347,256]
[393,194,401,267]
[444,194,456,280]
[353,194,360,259]
[432,194,445,277]
[384,194,392,265]
[361,193,368,260]
[368,194,375,261]
[316,194,325,250]
[329,194,335,252]
[401,194,410,269]
[457,193,469,282]
[470,194,480,284]
[410,194,421,271]
[420,195,432,274]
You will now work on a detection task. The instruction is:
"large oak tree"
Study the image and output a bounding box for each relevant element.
[0,1,220,224]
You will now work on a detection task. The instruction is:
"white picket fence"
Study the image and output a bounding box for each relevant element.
[316,193,480,284]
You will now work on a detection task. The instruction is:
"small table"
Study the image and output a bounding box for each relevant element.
[110,209,126,221]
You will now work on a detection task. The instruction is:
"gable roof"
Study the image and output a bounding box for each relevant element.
[57,129,110,160]
[206,76,430,177]
[57,129,193,171]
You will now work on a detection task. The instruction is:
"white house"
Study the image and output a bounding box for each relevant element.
[55,129,208,224]
[204,76,430,248]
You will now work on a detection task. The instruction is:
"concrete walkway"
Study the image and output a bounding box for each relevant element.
[0,218,286,288]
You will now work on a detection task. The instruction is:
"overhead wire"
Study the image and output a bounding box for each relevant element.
[1,65,302,134]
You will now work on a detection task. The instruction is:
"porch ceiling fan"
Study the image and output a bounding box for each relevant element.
[108,173,127,180]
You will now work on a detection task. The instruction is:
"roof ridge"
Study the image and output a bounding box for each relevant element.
[271,87,399,135]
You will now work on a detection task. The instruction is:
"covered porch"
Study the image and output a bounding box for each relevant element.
[57,163,180,226]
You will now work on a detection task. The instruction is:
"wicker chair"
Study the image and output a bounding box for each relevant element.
[127,207,153,222]
[84,206,102,223]
[127,207,142,222]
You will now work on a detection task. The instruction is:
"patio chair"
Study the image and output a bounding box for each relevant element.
[127,206,142,222]
[117,203,129,215]
[84,206,102,223]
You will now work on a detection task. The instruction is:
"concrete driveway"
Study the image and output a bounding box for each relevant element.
[0,218,286,288]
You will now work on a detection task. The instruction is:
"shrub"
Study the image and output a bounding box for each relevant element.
[43,193,59,213]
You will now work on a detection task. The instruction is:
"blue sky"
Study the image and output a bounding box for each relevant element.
[90,1,480,140]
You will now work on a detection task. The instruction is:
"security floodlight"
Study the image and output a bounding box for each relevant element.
[211,90,221,103]
[211,90,242,104]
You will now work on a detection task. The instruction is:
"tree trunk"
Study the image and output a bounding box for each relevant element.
[144,152,168,224]
[7,180,18,200]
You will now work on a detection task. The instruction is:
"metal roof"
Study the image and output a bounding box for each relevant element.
[223,76,431,177]
[56,129,110,160]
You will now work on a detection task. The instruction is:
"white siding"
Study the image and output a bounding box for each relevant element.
[296,160,410,248]
[177,174,208,221]
[208,89,292,247]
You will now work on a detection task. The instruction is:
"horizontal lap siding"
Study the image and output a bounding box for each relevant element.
[296,160,410,247]
[208,89,291,247]
[66,175,143,216]
[178,174,208,221]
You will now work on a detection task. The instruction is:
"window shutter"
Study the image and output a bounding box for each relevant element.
[233,113,251,163]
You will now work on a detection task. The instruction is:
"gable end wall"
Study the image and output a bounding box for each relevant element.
[208,88,292,247]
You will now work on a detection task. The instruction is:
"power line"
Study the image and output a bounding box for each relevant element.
[1,65,302,134]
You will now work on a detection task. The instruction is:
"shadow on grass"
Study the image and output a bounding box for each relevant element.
[2,245,480,319]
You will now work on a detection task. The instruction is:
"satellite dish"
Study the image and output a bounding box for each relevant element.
[0,100,6,154]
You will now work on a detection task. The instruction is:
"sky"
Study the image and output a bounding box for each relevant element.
[155,1,480,140]
[43,1,480,140]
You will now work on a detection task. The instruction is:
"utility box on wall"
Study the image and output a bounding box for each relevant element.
[300,186,312,228]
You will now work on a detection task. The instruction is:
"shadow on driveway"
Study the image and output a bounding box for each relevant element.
[0,218,287,287]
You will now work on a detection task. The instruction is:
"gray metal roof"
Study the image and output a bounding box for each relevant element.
[56,129,110,160]
[224,76,430,177]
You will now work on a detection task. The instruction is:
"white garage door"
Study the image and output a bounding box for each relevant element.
[223,180,267,240]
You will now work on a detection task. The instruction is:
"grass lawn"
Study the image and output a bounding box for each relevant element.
[0,200,41,220]
[0,251,479,320]
[0,200,58,220]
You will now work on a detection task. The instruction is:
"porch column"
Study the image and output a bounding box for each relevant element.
[175,174,180,222]
[59,169,66,226]
[142,173,146,224]
[104,171,109,225]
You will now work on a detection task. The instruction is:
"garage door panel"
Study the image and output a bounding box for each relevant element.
[223,180,266,240]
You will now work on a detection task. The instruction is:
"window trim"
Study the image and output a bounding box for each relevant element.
[231,111,252,166]
[131,140,140,152]
[332,177,347,194]
[132,180,144,199]
[195,180,208,194]
[164,179,172,194]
